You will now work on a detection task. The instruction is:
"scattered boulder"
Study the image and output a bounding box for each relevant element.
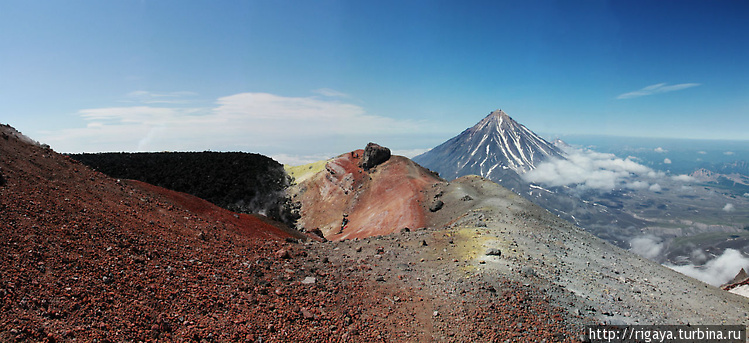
[360,143,391,170]
[300,308,315,320]
[308,228,327,241]
[275,249,291,259]
[521,267,537,277]
[486,248,502,256]
[429,200,444,212]
[301,277,316,284]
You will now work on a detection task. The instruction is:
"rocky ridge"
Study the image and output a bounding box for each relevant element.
[1,126,582,342]
[290,145,443,240]
[3,125,748,342]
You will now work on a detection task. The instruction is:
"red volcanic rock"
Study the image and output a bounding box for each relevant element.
[129,179,304,241]
[292,146,444,240]
[275,248,291,259]
[0,126,427,342]
[0,125,581,342]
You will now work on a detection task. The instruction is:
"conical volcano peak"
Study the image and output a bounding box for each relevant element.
[477,109,518,130]
[489,109,509,118]
[414,108,565,178]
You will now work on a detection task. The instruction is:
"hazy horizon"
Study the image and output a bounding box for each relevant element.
[2,1,747,164]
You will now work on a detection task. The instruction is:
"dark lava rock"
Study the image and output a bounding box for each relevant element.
[429,200,444,212]
[308,228,327,241]
[361,143,391,170]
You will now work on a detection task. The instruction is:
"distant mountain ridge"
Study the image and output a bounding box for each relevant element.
[413,109,564,182]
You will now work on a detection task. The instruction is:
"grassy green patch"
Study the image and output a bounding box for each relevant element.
[285,159,329,184]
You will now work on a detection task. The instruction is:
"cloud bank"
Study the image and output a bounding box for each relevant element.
[40,91,431,165]
[522,147,664,191]
[617,83,700,100]
[630,235,663,259]
[667,249,749,286]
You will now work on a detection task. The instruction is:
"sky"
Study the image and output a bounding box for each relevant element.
[1,0,747,164]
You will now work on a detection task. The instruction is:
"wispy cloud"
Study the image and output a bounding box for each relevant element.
[122,90,199,104]
[39,91,430,160]
[667,249,749,286]
[630,235,663,259]
[312,88,349,97]
[617,83,701,100]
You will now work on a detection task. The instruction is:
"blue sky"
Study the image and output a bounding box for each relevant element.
[1,0,747,164]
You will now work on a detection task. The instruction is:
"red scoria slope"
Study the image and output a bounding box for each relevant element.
[0,126,409,342]
[1,125,580,342]
[292,149,443,240]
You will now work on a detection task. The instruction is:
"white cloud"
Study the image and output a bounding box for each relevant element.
[724,151,735,156]
[647,170,666,178]
[654,147,667,153]
[723,203,735,212]
[630,235,663,259]
[649,183,662,192]
[663,158,672,164]
[39,91,429,157]
[667,249,749,286]
[626,180,650,190]
[393,148,430,158]
[672,174,695,182]
[522,147,655,191]
[312,88,349,97]
[123,90,199,104]
[617,83,701,100]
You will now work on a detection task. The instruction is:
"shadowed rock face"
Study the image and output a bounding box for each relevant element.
[722,268,749,297]
[360,142,391,170]
[291,145,443,240]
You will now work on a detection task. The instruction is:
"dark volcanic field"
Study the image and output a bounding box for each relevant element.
[69,151,297,226]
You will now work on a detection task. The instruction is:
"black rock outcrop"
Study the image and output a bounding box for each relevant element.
[361,142,391,170]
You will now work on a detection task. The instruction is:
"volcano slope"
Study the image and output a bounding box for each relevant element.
[4,125,747,342]
[290,145,443,240]
[0,126,584,342]
[292,145,749,339]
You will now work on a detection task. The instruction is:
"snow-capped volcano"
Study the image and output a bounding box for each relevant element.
[414,109,564,181]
